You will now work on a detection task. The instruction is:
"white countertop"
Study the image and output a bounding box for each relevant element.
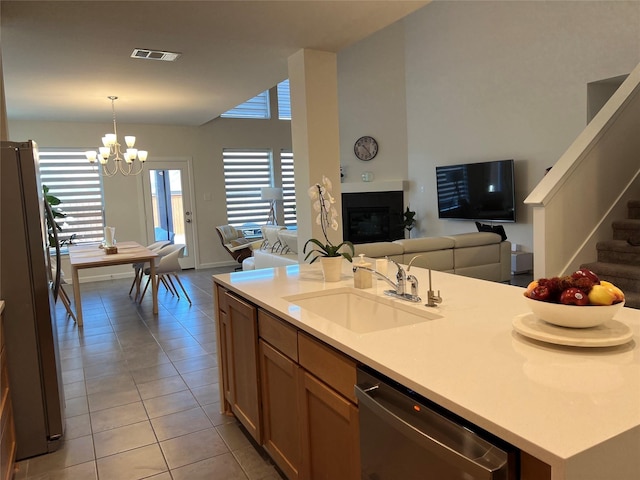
[213,262,640,480]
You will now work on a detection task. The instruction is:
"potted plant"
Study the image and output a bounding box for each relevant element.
[303,175,354,281]
[43,185,67,247]
[403,206,416,238]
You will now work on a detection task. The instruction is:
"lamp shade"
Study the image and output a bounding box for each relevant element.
[261,187,283,201]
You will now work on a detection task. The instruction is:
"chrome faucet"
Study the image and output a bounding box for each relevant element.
[425,268,442,308]
[352,258,421,303]
[406,255,422,298]
[406,255,442,308]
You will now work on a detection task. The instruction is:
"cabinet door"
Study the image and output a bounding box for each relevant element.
[224,291,261,442]
[259,339,301,480]
[299,370,360,480]
[218,308,233,409]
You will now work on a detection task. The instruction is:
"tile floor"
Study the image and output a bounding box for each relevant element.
[14,266,283,480]
[13,264,532,480]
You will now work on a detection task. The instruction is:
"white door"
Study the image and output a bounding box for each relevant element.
[141,158,197,269]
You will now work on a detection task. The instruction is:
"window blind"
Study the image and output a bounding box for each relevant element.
[277,80,291,120]
[223,149,272,227]
[38,149,105,245]
[221,90,271,119]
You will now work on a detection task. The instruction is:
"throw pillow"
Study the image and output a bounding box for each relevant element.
[475,222,507,242]
[278,230,298,254]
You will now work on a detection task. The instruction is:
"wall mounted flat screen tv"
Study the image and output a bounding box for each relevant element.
[435,159,516,222]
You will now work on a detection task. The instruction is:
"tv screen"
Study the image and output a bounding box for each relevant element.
[436,159,516,222]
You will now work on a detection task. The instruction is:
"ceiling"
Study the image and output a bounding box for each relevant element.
[1,0,429,126]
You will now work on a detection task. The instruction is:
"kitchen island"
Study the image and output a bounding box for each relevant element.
[213,261,640,480]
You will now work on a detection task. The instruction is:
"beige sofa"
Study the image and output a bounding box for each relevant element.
[243,228,511,283]
[353,232,511,283]
[242,226,298,270]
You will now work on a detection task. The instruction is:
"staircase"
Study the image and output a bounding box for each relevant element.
[582,200,640,309]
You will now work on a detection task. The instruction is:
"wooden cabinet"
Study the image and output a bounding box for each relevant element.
[1,301,17,480]
[298,368,359,480]
[215,286,261,443]
[259,339,301,479]
[257,309,360,480]
[215,283,555,480]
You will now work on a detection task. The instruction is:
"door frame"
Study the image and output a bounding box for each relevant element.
[138,156,198,269]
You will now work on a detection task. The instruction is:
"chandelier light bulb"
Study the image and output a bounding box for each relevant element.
[104,134,117,146]
[86,151,97,163]
[85,96,150,176]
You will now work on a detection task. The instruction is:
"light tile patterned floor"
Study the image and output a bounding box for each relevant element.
[13,267,283,480]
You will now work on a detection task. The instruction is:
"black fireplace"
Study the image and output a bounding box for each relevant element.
[342,191,404,244]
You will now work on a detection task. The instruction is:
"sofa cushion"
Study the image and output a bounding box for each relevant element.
[254,249,298,269]
[444,232,502,248]
[394,237,455,253]
[353,242,404,262]
[261,225,286,251]
[278,229,298,254]
[453,244,500,268]
[228,237,253,251]
[402,251,454,272]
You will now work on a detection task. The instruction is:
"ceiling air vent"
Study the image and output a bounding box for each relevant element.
[131,49,181,62]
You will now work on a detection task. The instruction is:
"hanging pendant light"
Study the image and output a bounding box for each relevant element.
[85,96,149,177]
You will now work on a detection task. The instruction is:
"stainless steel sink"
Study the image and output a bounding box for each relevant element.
[283,288,441,334]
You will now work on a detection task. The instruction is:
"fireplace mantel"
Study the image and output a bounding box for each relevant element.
[341,180,406,193]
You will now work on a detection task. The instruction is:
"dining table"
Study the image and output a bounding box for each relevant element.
[68,241,159,326]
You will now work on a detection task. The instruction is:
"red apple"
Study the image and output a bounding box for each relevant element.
[571,268,600,285]
[529,285,552,302]
[560,287,589,306]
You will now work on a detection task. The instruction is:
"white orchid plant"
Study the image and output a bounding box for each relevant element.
[303,175,354,263]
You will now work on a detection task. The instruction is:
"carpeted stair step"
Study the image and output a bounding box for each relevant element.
[622,290,640,309]
[596,240,640,266]
[581,260,640,295]
[580,262,640,308]
[628,200,640,220]
[611,219,640,241]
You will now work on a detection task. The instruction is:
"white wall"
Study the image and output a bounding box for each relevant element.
[338,20,409,186]
[338,0,640,253]
[8,109,291,278]
[8,0,640,278]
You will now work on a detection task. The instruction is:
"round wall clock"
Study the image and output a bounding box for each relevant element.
[354,136,378,161]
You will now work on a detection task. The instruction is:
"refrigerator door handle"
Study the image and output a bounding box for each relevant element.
[44,199,61,301]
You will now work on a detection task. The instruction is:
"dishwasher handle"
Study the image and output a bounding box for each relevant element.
[355,383,508,480]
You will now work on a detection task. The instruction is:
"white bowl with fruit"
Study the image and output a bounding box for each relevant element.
[523,268,625,328]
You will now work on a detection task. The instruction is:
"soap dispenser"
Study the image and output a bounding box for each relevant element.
[354,254,372,289]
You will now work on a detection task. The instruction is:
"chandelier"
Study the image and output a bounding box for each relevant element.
[85,96,148,177]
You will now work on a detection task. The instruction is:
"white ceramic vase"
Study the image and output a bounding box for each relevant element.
[320,256,343,282]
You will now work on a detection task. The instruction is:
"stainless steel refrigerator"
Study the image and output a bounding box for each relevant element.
[1,140,65,459]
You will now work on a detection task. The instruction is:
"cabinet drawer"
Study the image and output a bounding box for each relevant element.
[298,333,357,404]
[259,310,298,361]
[215,284,228,313]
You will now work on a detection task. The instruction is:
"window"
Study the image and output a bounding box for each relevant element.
[221,90,270,119]
[281,150,297,228]
[277,80,291,120]
[220,79,291,120]
[223,149,272,230]
[38,149,105,246]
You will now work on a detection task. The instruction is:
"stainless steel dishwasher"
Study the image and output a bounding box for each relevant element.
[355,367,517,480]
